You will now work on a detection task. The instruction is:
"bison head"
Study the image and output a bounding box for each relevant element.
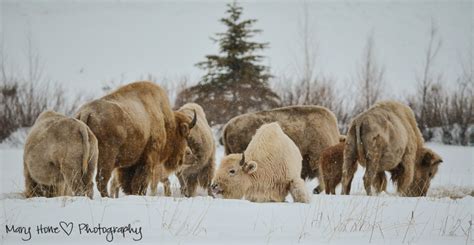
[181,146,198,166]
[165,110,197,171]
[407,147,443,197]
[211,153,257,199]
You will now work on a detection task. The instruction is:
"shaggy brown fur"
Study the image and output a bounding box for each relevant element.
[319,141,355,195]
[341,100,442,196]
[212,123,309,203]
[389,147,443,196]
[109,162,173,198]
[220,105,341,194]
[176,103,216,197]
[110,165,172,198]
[76,81,196,197]
[24,111,98,198]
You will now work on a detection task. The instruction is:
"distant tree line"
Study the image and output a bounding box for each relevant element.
[176,2,473,145]
[1,2,472,146]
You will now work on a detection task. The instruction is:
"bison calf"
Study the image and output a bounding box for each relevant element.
[24,111,98,198]
[220,105,341,194]
[212,122,310,203]
[319,141,358,195]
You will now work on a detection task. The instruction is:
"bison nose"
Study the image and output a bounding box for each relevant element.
[211,183,218,190]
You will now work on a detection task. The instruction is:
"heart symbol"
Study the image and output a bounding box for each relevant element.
[59,221,73,236]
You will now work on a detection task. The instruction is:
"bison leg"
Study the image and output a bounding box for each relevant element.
[41,185,59,197]
[96,167,113,197]
[341,126,358,195]
[290,179,310,203]
[306,154,324,195]
[130,163,150,195]
[109,171,120,198]
[199,162,214,197]
[363,158,378,196]
[96,146,118,197]
[322,181,331,194]
[397,149,416,196]
[184,175,198,197]
[162,178,171,197]
[177,172,187,196]
[119,159,150,196]
[363,151,382,196]
[327,178,337,195]
[341,158,358,196]
[363,168,376,196]
[373,172,387,194]
[149,165,159,196]
[117,166,135,195]
[24,167,39,198]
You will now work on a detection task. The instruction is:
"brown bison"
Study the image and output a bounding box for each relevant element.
[176,103,216,197]
[318,139,359,195]
[341,100,442,196]
[212,122,310,203]
[220,105,341,194]
[24,111,98,198]
[76,81,196,197]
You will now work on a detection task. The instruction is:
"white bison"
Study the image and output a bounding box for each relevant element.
[211,122,310,203]
[220,105,341,194]
[24,111,98,198]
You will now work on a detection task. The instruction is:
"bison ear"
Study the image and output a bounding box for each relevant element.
[422,148,442,167]
[243,161,257,174]
[180,123,190,137]
[421,149,433,167]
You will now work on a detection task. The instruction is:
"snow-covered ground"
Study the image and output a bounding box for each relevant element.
[1,140,473,244]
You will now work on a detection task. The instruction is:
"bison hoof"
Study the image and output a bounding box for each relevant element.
[313,188,320,194]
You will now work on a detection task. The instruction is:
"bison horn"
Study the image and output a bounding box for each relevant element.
[239,153,245,166]
[189,110,197,129]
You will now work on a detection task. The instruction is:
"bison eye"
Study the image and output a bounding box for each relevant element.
[229,169,235,175]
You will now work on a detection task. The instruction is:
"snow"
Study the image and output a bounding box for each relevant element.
[1,2,472,242]
[1,141,473,244]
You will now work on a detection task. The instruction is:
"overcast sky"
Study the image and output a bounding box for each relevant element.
[1,0,471,97]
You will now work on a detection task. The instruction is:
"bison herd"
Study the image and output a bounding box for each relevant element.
[23,81,443,203]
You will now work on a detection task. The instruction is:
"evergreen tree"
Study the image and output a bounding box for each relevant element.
[176,1,280,126]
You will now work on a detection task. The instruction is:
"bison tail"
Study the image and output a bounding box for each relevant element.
[79,126,91,176]
[355,121,366,165]
[76,110,94,126]
[343,124,358,170]
[341,123,358,195]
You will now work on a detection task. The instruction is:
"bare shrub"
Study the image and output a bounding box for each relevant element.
[352,32,385,114]
[409,21,443,140]
[407,21,473,145]
[0,39,84,143]
[273,76,349,132]
[272,1,349,132]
